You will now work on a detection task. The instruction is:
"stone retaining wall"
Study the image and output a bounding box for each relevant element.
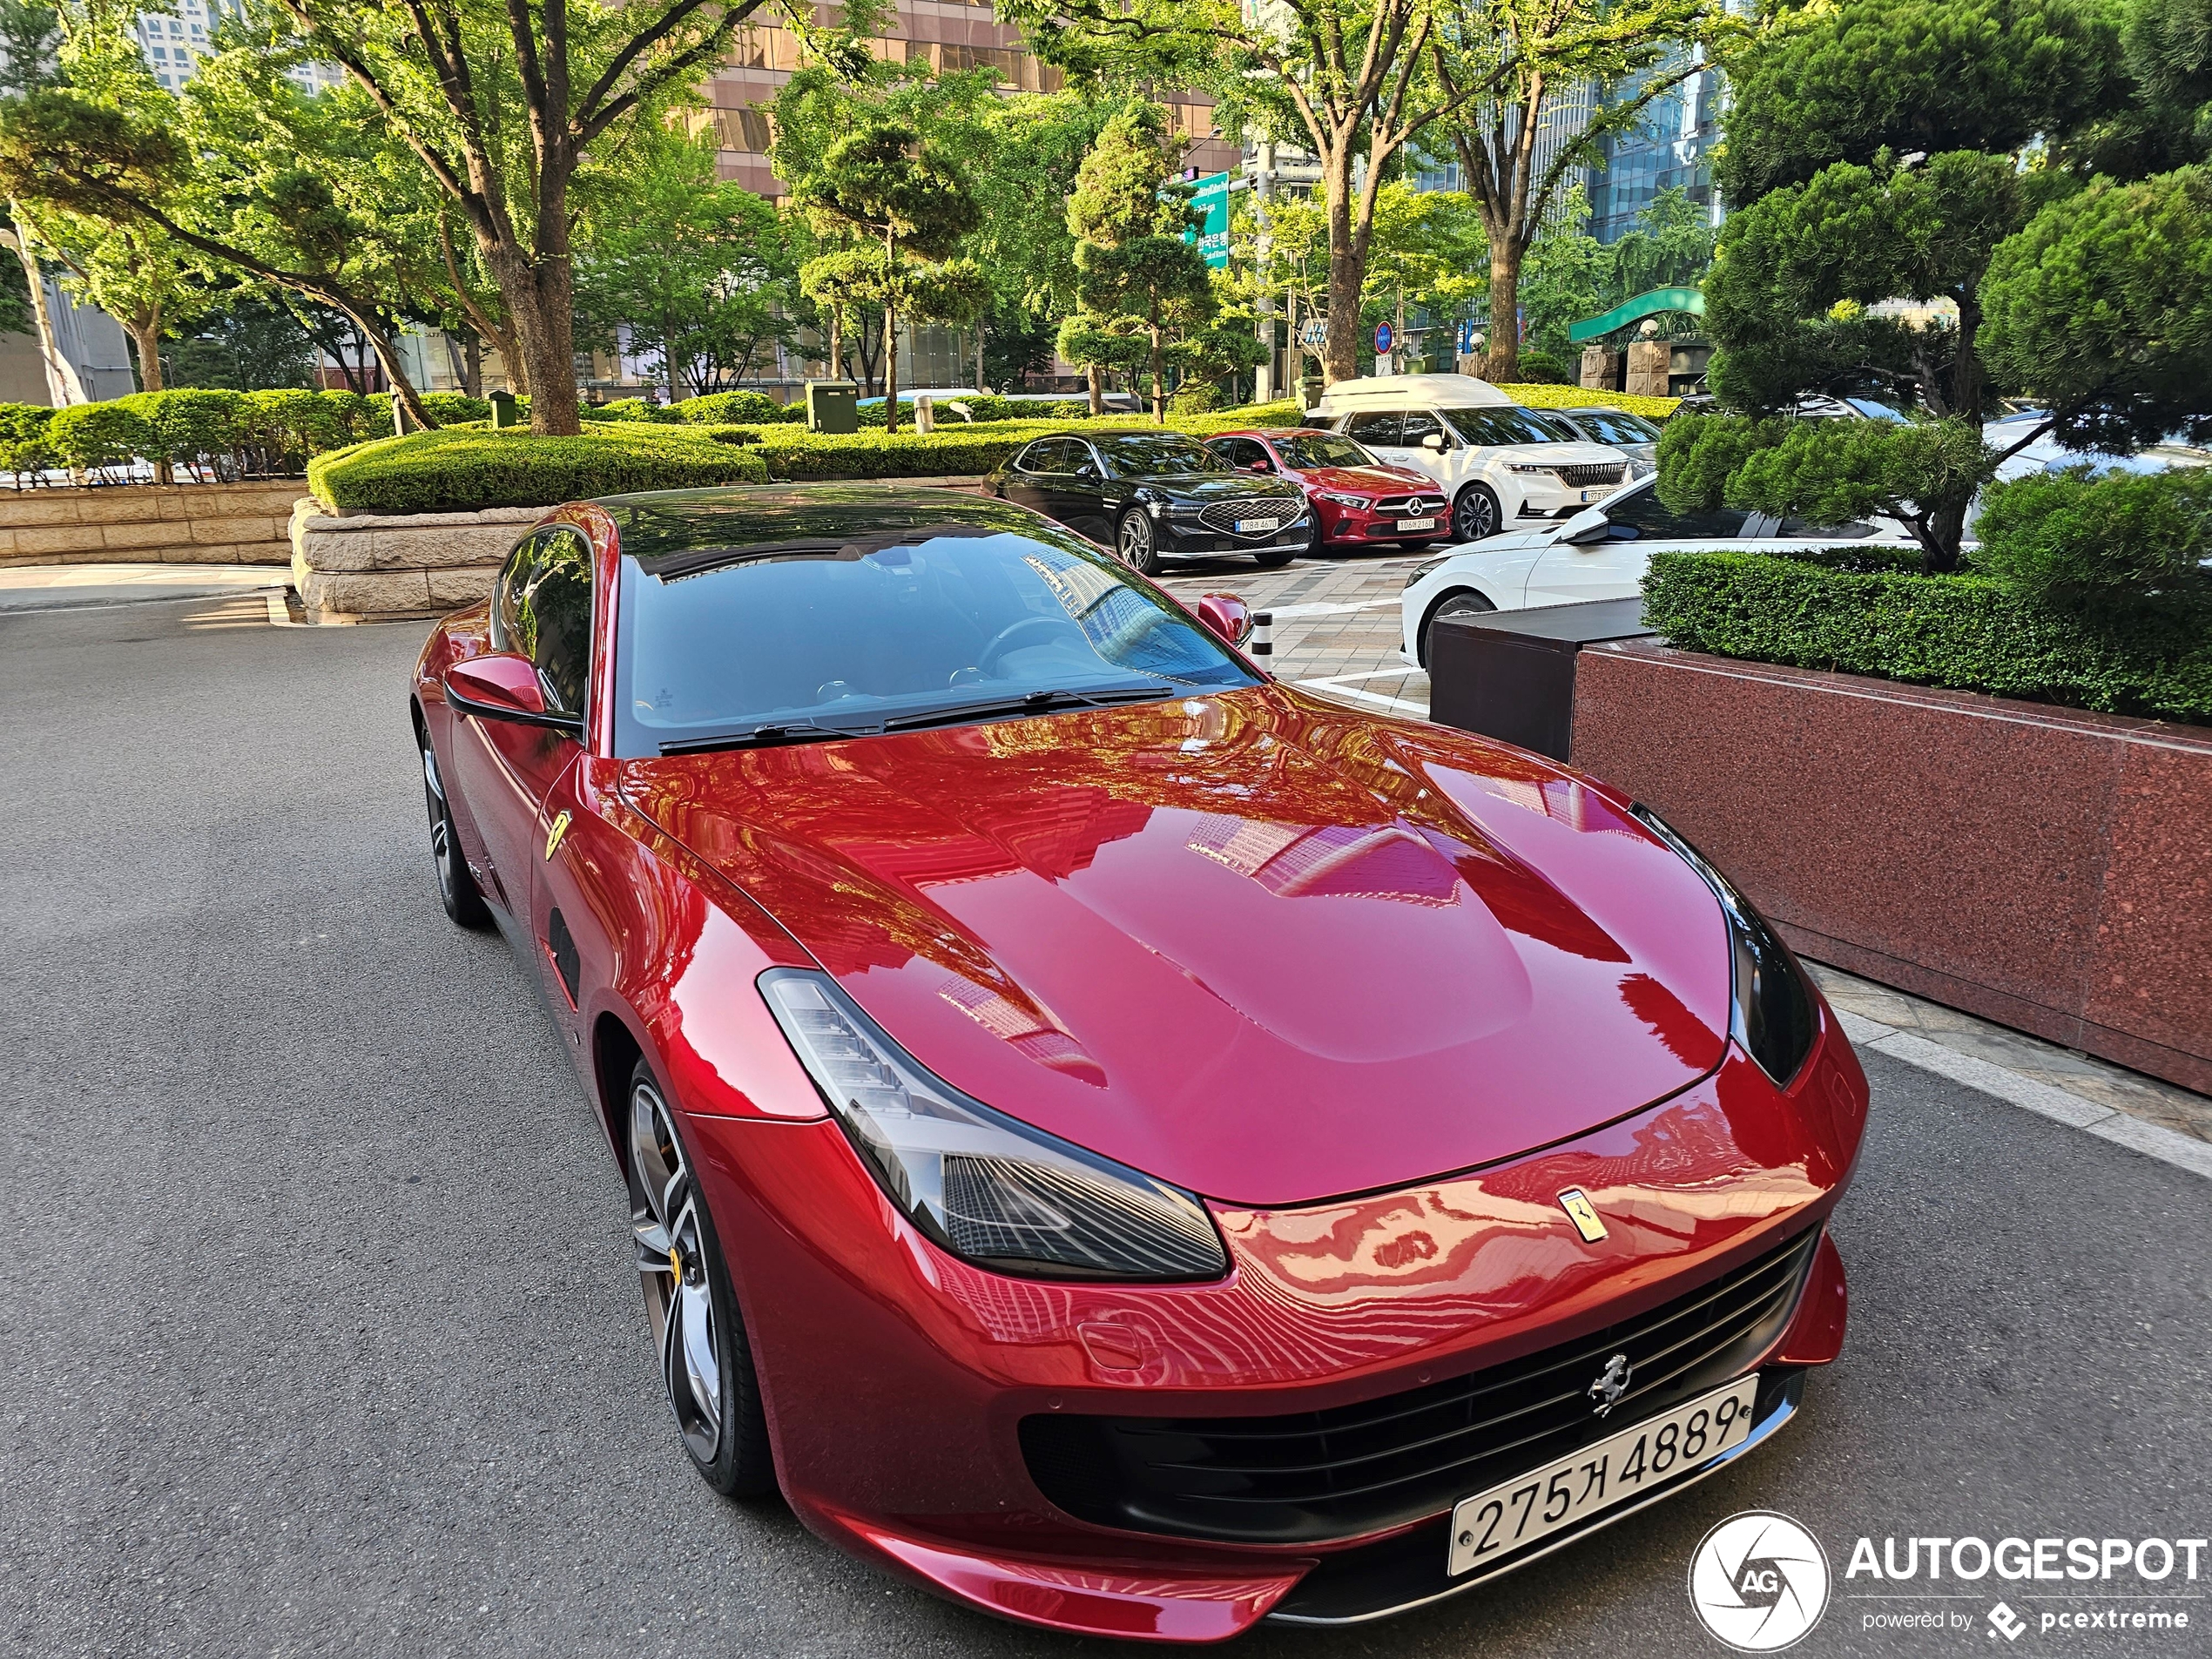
[0,480,301,566]
[289,499,543,620]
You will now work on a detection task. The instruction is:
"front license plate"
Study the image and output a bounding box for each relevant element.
[1234,517,1282,535]
[1396,516,1436,531]
[1580,488,1602,502]
[1446,1376,1760,1578]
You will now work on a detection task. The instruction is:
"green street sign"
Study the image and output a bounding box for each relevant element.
[1184,172,1232,269]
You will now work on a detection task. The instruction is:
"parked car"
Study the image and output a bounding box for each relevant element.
[986,429,1311,572]
[1203,428,1449,552]
[1538,407,1665,477]
[1399,474,1919,664]
[1304,374,1633,543]
[413,484,1864,1640]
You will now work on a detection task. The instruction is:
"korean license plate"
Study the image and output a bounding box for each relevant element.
[1580,487,1603,502]
[1446,1375,1760,1577]
[1397,516,1437,531]
[1234,517,1282,535]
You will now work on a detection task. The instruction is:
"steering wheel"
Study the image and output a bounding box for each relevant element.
[976,615,1083,676]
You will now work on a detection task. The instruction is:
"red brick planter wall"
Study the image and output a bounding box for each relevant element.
[1570,639,2212,1095]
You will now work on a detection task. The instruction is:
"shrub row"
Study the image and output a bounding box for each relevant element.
[307,424,769,515]
[1642,549,2211,724]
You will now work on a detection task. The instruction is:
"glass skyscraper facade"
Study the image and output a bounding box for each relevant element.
[1586,49,1727,244]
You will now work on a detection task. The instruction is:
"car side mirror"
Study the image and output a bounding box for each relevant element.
[444,653,579,732]
[1562,509,1612,547]
[1075,461,1098,478]
[1193,591,1253,647]
[1420,432,1446,451]
[1248,459,1272,473]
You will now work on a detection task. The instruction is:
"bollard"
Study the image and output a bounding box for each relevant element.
[1249,610,1273,670]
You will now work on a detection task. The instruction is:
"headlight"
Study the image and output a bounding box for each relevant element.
[1508,462,1561,475]
[1629,806,1817,1087]
[1315,490,1369,508]
[1406,554,1453,586]
[759,969,1229,1281]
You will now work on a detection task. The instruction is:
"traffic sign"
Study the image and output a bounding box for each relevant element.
[1298,318,1327,348]
[1181,172,1233,269]
[1373,321,1393,354]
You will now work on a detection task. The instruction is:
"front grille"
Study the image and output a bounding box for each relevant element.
[1197,498,1302,536]
[1547,462,1627,488]
[1021,1227,1819,1545]
[1372,496,1447,516]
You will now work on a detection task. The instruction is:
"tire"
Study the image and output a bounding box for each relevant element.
[1420,589,1496,666]
[1452,483,1502,543]
[419,725,490,928]
[1116,509,1163,575]
[629,1061,777,1498]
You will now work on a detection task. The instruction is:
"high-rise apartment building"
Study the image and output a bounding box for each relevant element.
[1586,47,1727,243]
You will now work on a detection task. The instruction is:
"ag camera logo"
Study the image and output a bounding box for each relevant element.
[1689,1511,1832,1651]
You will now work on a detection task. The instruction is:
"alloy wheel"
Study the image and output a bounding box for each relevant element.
[1453,486,1500,542]
[631,1080,725,1466]
[1117,510,1159,574]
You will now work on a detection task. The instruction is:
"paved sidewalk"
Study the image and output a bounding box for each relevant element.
[0,561,289,612]
[1157,549,1431,716]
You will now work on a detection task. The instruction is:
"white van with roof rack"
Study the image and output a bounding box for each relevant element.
[1305,374,1633,543]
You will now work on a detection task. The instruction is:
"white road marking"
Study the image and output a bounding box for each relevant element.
[1837,1010,2212,1182]
[1291,675,1430,715]
[1267,597,1402,618]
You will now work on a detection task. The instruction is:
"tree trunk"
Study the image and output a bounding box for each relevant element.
[1321,150,1362,386]
[504,260,580,435]
[6,216,85,406]
[1484,238,1524,382]
[463,334,482,397]
[1150,315,1165,423]
[974,321,987,393]
[825,310,842,383]
[1086,363,1102,415]
[128,312,164,394]
[883,298,900,435]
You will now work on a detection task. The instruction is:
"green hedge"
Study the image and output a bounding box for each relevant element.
[1642,550,2212,724]
[308,424,769,514]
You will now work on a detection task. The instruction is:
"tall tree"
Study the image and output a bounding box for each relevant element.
[1059,106,1216,421]
[791,120,978,430]
[0,0,80,403]
[1427,0,1730,381]
[1002,0,1487,385]
[266,0,774,434]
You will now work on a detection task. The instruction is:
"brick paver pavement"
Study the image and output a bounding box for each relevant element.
[1156,547,1433,718]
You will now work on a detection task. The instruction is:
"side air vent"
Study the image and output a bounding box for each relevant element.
[546,909,580,1005]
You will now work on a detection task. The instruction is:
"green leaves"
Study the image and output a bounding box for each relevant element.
[1973,466,2212,620]
[794,120,979,256]
[1978,164,2212,448]
[1715,0,2127,204]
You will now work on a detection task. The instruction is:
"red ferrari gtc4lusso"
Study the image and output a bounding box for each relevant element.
[412,485,1865,1642]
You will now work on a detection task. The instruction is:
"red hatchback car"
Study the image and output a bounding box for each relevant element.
[412,486,1864,1642]
[1204,428,1451,551]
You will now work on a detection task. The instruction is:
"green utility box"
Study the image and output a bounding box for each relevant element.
[488,388,521,429]
[806,381,859,435]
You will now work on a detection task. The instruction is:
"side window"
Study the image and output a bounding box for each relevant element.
[1400,411,1444,448]
[1066,441,1101,476]
[490,535,536,652]
[1602,483,1750,541]
[516,527,595,715]
[1213,437,1260,469]
[1013,441,1052,474]
[1343,410,1404,448]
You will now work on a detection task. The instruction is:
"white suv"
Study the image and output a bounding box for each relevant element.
[1308,374,1632,543]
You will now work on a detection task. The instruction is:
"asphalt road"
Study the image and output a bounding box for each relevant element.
[3,595,2206,1659]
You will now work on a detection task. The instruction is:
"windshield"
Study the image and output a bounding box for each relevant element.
[1568,410,1662,446]
[1274,433,1381,471]
[614,521,1257,755]
[1442,407,1572,447]
[1094,433,1231,476]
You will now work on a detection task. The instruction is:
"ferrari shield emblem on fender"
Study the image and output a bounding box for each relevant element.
[544,811,572,860]
[1556,1188,1608,1243]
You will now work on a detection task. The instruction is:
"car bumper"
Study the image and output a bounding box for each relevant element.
[682,1011,1865,1642]
[1157,521,1310,557]
[1513,478,1622,518]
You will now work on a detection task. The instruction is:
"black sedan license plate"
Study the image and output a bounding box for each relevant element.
[1233,517,1282,535]
[1445,1375,1760,1576]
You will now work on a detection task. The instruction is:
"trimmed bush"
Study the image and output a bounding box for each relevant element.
[670,389,799,424]
[741,421,1076,482]
[1514,351,1574,385]
[48,401,155,474]
[1642,549,2212,724]
[1500,382,1679,419]
[1973,467,2212,625]
[116,388,247,475]
[308,423,771,514]
[0,401,55,483]
[421,392,493,425]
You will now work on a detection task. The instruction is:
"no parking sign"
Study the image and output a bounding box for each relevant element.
[1373,321,1393,355]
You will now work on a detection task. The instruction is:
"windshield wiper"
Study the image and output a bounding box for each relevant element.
[880,682,1175,732]
[659,718,881,754]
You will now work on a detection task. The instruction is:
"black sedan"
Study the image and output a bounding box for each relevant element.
[988,430,1311,573]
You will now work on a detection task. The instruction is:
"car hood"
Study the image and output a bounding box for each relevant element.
[622,686,1732,1207]
[1130,471,1305,502]
[1299,465,1440,495]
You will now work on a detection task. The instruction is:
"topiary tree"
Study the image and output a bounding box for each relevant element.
[1973,465,2212,625]
[0,400,55,487]
[47,399,152,477]
[1060,107,1216,422]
